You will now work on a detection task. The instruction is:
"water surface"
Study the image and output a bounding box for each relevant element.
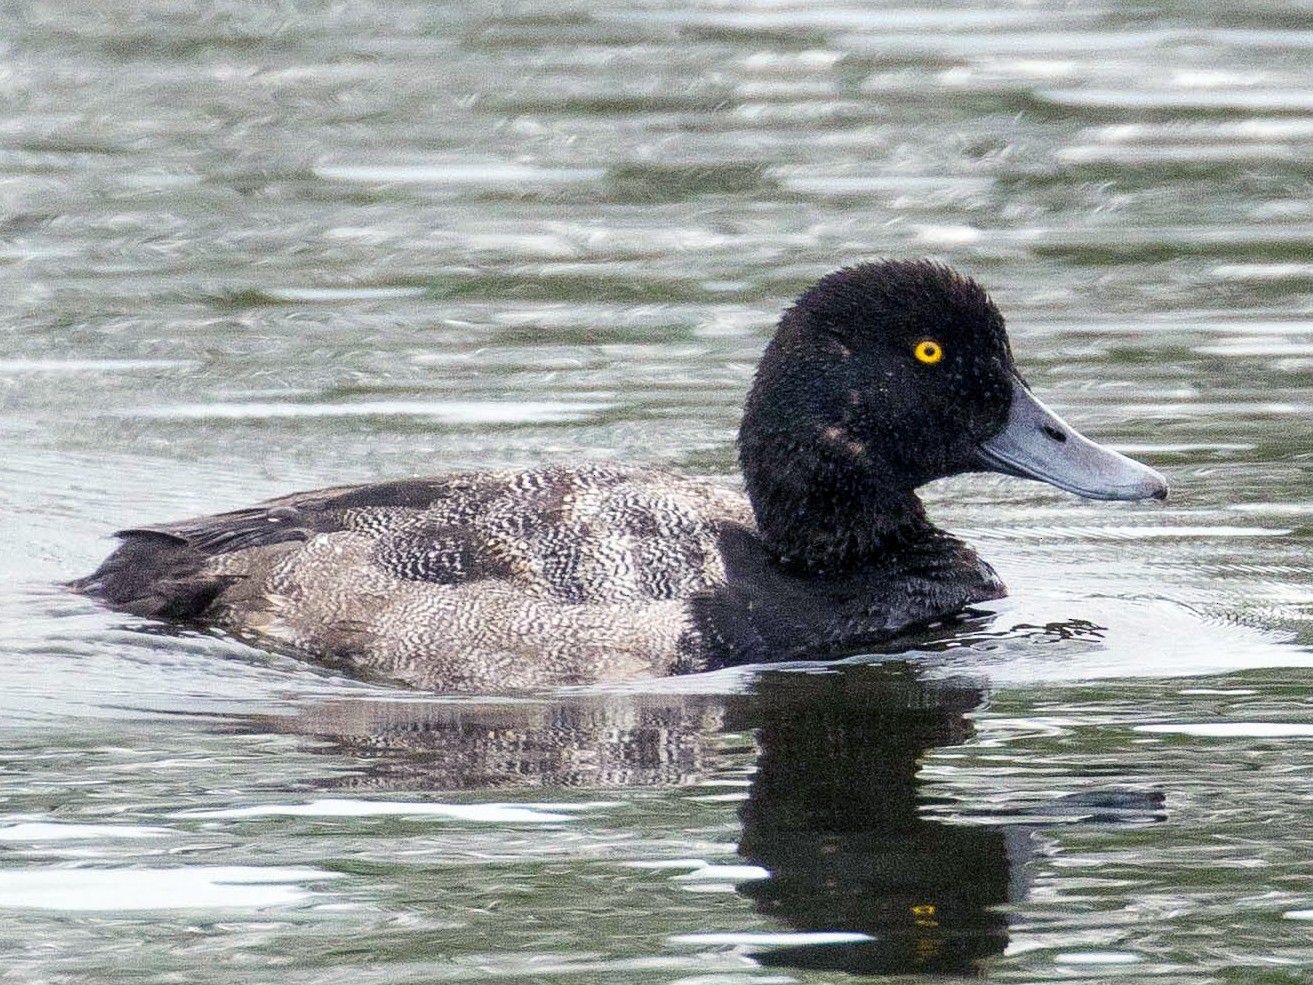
[5,0,1313,981]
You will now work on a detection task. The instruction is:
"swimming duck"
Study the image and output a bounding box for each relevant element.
[72,260,1166,691]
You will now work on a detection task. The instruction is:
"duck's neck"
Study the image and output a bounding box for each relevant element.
[739,435,931,572]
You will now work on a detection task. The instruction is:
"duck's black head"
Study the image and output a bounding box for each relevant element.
[739,260,1166,570]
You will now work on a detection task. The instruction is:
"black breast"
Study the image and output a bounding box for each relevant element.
[693,522,1006,668]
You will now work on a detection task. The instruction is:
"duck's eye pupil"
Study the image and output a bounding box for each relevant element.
[914,340,943,365]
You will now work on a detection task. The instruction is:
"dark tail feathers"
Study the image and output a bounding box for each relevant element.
[67,531,238,621]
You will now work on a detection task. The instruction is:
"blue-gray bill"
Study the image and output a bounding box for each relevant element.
[976,377,1169,502]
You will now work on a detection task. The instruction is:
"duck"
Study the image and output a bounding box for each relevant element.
[71,260,1167,692]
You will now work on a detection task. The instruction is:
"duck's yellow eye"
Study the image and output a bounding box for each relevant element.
[914,339,943,365]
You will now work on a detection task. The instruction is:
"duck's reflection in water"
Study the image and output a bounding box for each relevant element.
[729,664,1011,974]
[254,663,1018,975]
[259,691,729,790]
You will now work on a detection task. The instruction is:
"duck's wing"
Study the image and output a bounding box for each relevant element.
[118,474,518,550]
[67,474,519,619]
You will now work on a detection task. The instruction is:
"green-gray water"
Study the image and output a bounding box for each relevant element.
[5,0,1313,981]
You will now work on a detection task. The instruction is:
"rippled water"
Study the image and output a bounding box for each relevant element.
[6,0,1313,981]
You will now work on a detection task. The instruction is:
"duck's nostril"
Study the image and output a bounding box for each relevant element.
[1041,424,1067,443]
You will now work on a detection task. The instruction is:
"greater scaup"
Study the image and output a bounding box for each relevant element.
[71,260,1167,690]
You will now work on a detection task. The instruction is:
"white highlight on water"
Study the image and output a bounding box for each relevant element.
[173,798,613,823]
[0,822,173,841]
[1135,723,1313,738]
[0,866,341,911]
